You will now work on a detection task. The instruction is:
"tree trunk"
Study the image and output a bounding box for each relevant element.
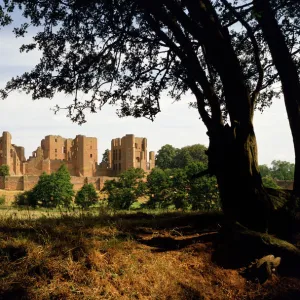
[207,123,271,232]
[181,0,273,232]
[253,0,300,197]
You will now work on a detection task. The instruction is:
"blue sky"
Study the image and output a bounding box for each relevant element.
[0,9,295,165]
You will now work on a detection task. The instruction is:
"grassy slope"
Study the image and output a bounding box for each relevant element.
[0,210,299,299]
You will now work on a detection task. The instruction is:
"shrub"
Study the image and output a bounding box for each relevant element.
[0,195,5,205]
[75,184,99,209]
[102,168,146,210]
[262,175,281,189]
[14,165,74,208]
[0,165,9,176]
[13,190,37,207]
[147,168,171,208]
[185,162,220,210]
[146,162,221,211]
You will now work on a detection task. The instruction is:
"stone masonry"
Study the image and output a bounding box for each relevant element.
[0,131,155,178]
[108,134,155,175]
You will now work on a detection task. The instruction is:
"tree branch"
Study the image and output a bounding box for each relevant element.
[220,0,264,105]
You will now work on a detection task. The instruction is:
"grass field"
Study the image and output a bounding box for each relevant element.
[0,209,299,299]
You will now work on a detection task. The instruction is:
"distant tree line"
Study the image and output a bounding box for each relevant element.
[11,146,294,210]
[102,144,219,211]
[259,160,295,189]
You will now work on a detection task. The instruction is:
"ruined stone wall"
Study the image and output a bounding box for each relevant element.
[0,175,118,191]
[70,176,86,191]
[86,177,101,190]
[76,135,98,177]
[99,176,118,190]
[42,135,66,160]
[0,177,4,189]
[4,176,23,190]
[110,134,155,175]
[23,176,40,191]
[275,180,294,190]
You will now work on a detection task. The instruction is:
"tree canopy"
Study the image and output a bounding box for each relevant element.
[14,165,74,208]
[102,149,110,164]
[260,160,295,181]
[1,0,298,123]
[0,165,9,177]
[156,144,208,169]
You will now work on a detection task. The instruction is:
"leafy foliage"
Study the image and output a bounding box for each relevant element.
[102,149,110,164]
[14,190,36,207]
[259,160,295,181]
[75,183,99,209]
[185,162,220,210]
[146,163,220,210]
[0,195,6,205]
[14,165,74,208]
[0,165,9,176]
[155,145,178,170]
[147,167,172,208]
[262,176,281,189]
[0,0,296,123]
[102,168,146,210]
[270,160,295,181]
[156,144,208,170]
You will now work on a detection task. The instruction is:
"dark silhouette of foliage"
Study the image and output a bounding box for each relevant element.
[102,149,110,164]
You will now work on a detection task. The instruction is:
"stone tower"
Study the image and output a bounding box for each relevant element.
[110,134,155,174]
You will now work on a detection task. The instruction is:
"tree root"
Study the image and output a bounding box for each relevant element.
[212,222,300,278]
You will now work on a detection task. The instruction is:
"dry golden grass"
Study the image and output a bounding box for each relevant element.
[0,210,299,299]
[0,189,21,205]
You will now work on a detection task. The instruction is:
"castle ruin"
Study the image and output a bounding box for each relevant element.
[0,131,155,178]
[107,134,155,174]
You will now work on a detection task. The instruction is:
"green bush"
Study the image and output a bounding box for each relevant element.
[14,165,74,208]
[185,162,220,210]
[13,190,37,207]
[0,195,6,205]
[147,168,172,208]
[262,175,281,189]
[146,162,221,211]
[75,184,99,209]
[0,165,9,176]
[103,168,146,210]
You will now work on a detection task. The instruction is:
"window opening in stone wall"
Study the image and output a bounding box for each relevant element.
[135,143,138,148]
[55,149,57,153]
[90,154,93,158]
[119,149,121,160]
[136,157,140,163]
[55,139,57,142]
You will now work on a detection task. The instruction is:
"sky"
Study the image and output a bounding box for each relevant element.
[0,11,295,166]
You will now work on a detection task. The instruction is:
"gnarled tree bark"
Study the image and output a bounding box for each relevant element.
[253,0,300,198]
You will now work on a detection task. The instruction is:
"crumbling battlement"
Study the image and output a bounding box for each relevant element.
[109,134,155,175]
[0,132,155,178]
